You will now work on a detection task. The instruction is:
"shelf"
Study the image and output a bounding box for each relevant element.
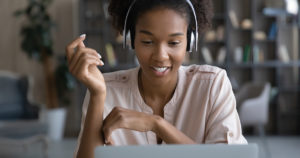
[229,63,253,68]
[252,61,279,68]
[279,61,300,67]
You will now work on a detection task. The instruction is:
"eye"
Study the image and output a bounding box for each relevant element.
[168,41,181,46]
[141,40,153,45]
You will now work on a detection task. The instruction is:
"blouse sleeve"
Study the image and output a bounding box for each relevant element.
[204,70,247,144]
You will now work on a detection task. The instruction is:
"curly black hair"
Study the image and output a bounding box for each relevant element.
[108,0,213,35]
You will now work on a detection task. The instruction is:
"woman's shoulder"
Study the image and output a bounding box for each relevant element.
[180,64,226,80]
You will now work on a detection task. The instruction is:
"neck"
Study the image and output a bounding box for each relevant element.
[138,69,178,106]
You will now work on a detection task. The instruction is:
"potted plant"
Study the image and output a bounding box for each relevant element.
[14,0,74,141]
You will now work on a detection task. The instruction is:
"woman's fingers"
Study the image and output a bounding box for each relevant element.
[72,54,102,79]
[102,107,156,144]
[65,34,86,61]
[69,47,102,73]
[79,41,86,48]
[102,107,126,143]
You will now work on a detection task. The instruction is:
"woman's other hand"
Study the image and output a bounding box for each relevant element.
[66,34,106,96]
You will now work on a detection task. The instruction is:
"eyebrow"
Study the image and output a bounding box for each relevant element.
[139,30,184,37]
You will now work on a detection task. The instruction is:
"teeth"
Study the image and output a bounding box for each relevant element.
[153,67,167,72]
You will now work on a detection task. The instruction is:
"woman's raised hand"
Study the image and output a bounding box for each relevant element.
[66,34,106,96]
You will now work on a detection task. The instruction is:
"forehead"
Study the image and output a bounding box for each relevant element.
[135,8,188,33]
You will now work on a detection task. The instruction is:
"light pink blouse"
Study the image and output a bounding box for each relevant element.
[75,65,247,154]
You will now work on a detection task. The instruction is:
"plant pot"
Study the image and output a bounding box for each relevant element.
[40,108,67,141]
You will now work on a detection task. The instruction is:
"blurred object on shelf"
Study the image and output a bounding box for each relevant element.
[268,22,277,40]
[201,47,213,64]
[253,45,260,63]
[216,25,225,41]
[234,46,243,63]
[103,2,109,19]
[253,45,265,63]
[263,8,286,16]
[285,0,299,15]
[241,19,253,29]
[243,45,251,63]
[229,10,239,28]
[204,30,216,42]
[254,31,267,41]
[105,43,117,67]
[259,51,265,63]
[278,44,290,63]
[216,47,226,64]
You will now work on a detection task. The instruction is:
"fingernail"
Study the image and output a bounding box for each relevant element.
[80,34,86,38]
[100,60,104,65]
[98,53,102,58]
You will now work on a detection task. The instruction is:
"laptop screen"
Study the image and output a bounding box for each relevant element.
[95,144,258,158]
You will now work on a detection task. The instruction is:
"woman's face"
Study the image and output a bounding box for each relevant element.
[134,7,188,84]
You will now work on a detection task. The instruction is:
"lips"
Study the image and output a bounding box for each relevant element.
[151,66,171,76]
[153,67,168,72]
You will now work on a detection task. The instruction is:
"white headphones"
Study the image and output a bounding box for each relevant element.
[123,0,198,53]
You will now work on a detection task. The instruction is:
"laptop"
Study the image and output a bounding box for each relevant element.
[95,144,258,158]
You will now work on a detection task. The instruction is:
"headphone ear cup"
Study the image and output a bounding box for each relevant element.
[125,31,132,49]
[130,30,135,49]
[188,31,195,53]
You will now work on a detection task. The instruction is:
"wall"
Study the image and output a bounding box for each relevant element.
[0,0,82,136]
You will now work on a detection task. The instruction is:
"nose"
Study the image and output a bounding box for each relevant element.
[152,43,169,62]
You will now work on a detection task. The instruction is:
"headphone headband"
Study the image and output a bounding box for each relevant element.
[123,0,137,48]
[123,0,198,52]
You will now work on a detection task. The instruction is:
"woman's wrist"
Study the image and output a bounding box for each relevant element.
[151,115,164,134]
[89,88,106,97]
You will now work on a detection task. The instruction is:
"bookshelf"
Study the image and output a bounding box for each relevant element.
[79,0,300,134]
[201,0,300,134]
[79,0,137,73]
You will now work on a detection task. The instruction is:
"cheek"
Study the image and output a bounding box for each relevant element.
[175,52,186,65]
[173,47,187,63]
[134,49,150,65]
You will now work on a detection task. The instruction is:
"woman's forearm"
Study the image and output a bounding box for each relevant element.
[77,93,106,158]
[153,116,196,144]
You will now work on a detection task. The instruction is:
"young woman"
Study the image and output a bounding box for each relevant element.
[66,0,247,157]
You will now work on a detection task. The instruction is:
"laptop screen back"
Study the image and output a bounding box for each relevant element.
[95,144,258,158]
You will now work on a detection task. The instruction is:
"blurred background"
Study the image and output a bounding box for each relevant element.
[0,0,299,158]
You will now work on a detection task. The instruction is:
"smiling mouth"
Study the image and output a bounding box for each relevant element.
[151,66,170,73]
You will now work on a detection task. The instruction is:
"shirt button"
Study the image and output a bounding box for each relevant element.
[229,132,234,137]
[121,76,128,81]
